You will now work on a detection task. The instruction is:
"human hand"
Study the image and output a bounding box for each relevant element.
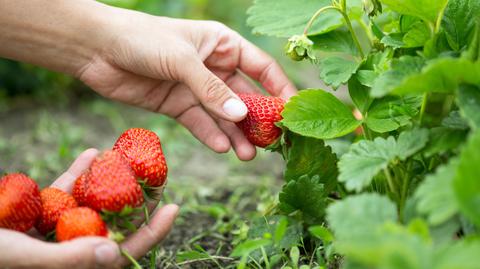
[0,149,179,269]
[78,11,297,161]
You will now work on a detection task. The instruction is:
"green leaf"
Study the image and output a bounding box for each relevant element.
[434,240,480,269]
[371,56,425,97]
[424,127,467,156]
[230,238,272,257]
[279,175,327,223]
[365,95,422,133]
[312,31,362,89]
[308,225,334,244]
[381,33,405,48]
[246,0,341,38]
[282,89,361,139]
[348,74,372,114]
[415,158,460,225]
[326,193,397,241]
[338,129,428,191]
[403,21,431,47]
[454,130,480,228]
[318,57,361,89]
[284,133,338,193]
[248,215,303,250]
[457,84,480,129]
[176,250,210,262]
[379,0,448,24]
[442,110,470,130]
[442,0,480,51]
[390,58,480,95]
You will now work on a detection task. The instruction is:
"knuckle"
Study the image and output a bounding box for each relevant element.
[203,76,229,104]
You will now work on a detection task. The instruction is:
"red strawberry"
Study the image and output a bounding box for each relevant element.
[84,150,144,212]
[72,173,87,206]
[0,173,42,232]
[56,207,108,242]
[236,93,285,148]
[35,187,77,235]
[113,128,168,187]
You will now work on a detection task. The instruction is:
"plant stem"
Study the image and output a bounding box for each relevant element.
[144,205,158,269]
[340,10,365,58]
[383,168,396,195]
[419,92,429,125]
[121,249,142,269]
[361,123,372,140]
[303,1,365,58]
[303,6,340,35]
[398,163,412,223]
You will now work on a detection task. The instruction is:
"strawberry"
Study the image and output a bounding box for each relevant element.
[56,207,108,242]
[236,93,285,148]
[72,173,87,206]
[84,150,144,212]
[0,173,42,232]
[113,128,168,187]
[35,187,77,235]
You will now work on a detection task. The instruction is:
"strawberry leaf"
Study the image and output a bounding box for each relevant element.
[247,0,363,38]
[442,0,480,51]
[279,175,327,224]
[282,89,361,139]
[365,95,422,133]
[453,130,480,228]
[284,133,338,193]
[326,193,397,241]
[424,127,467,157]
[379,0,448,24]
[457,84,480,129]
[371,56,425,97]
[338,128,428,192]
[390,58,480,96]
[415,158,460,225]
[312,30,362,89]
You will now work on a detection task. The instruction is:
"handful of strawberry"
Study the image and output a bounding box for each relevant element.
[0,128,168,244]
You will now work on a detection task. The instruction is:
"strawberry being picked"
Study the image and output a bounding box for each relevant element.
[35,187,78,235]
[236,93,285,148]
[56,207,108,242]
[83,150,144,212]
[0,173,42,232]
[72,173,87,206]
[113,128,168,187]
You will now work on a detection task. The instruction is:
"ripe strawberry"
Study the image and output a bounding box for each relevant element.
[56,207,108,242]
[0,173,42,232]
[72,173,87,206]
[84,150,144,212]
[35,187,77,235]
[236,93,285,148]
[113,128,168,187]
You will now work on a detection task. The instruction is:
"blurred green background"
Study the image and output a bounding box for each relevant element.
[0,1,314,267]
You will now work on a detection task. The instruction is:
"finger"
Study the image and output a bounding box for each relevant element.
[238,38,297,99]
[180,58,248,122]
[119,204,179,265]
[224,72,261,95]
[0,229,120,269]
[51,148,99,192]
[176,105,231,153]
[217,119,256,161]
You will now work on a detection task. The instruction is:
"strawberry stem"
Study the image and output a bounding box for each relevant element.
[121,249,142,269]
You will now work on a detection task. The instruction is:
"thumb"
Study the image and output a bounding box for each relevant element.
[47,237,121,269]
[181,59,248,122]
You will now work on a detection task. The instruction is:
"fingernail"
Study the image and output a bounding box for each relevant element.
[95,243,119,266]
[223,98,248,118]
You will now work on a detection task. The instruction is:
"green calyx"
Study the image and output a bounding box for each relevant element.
[285,35,316,62]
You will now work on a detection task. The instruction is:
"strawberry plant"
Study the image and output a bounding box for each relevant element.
[234,0,480,268]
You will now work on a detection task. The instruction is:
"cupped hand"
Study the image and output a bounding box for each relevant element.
[0,149,179,269]
[79,14,297,161]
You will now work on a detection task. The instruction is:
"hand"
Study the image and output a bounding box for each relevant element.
[79,12,297,161]
[0,149,179,269]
